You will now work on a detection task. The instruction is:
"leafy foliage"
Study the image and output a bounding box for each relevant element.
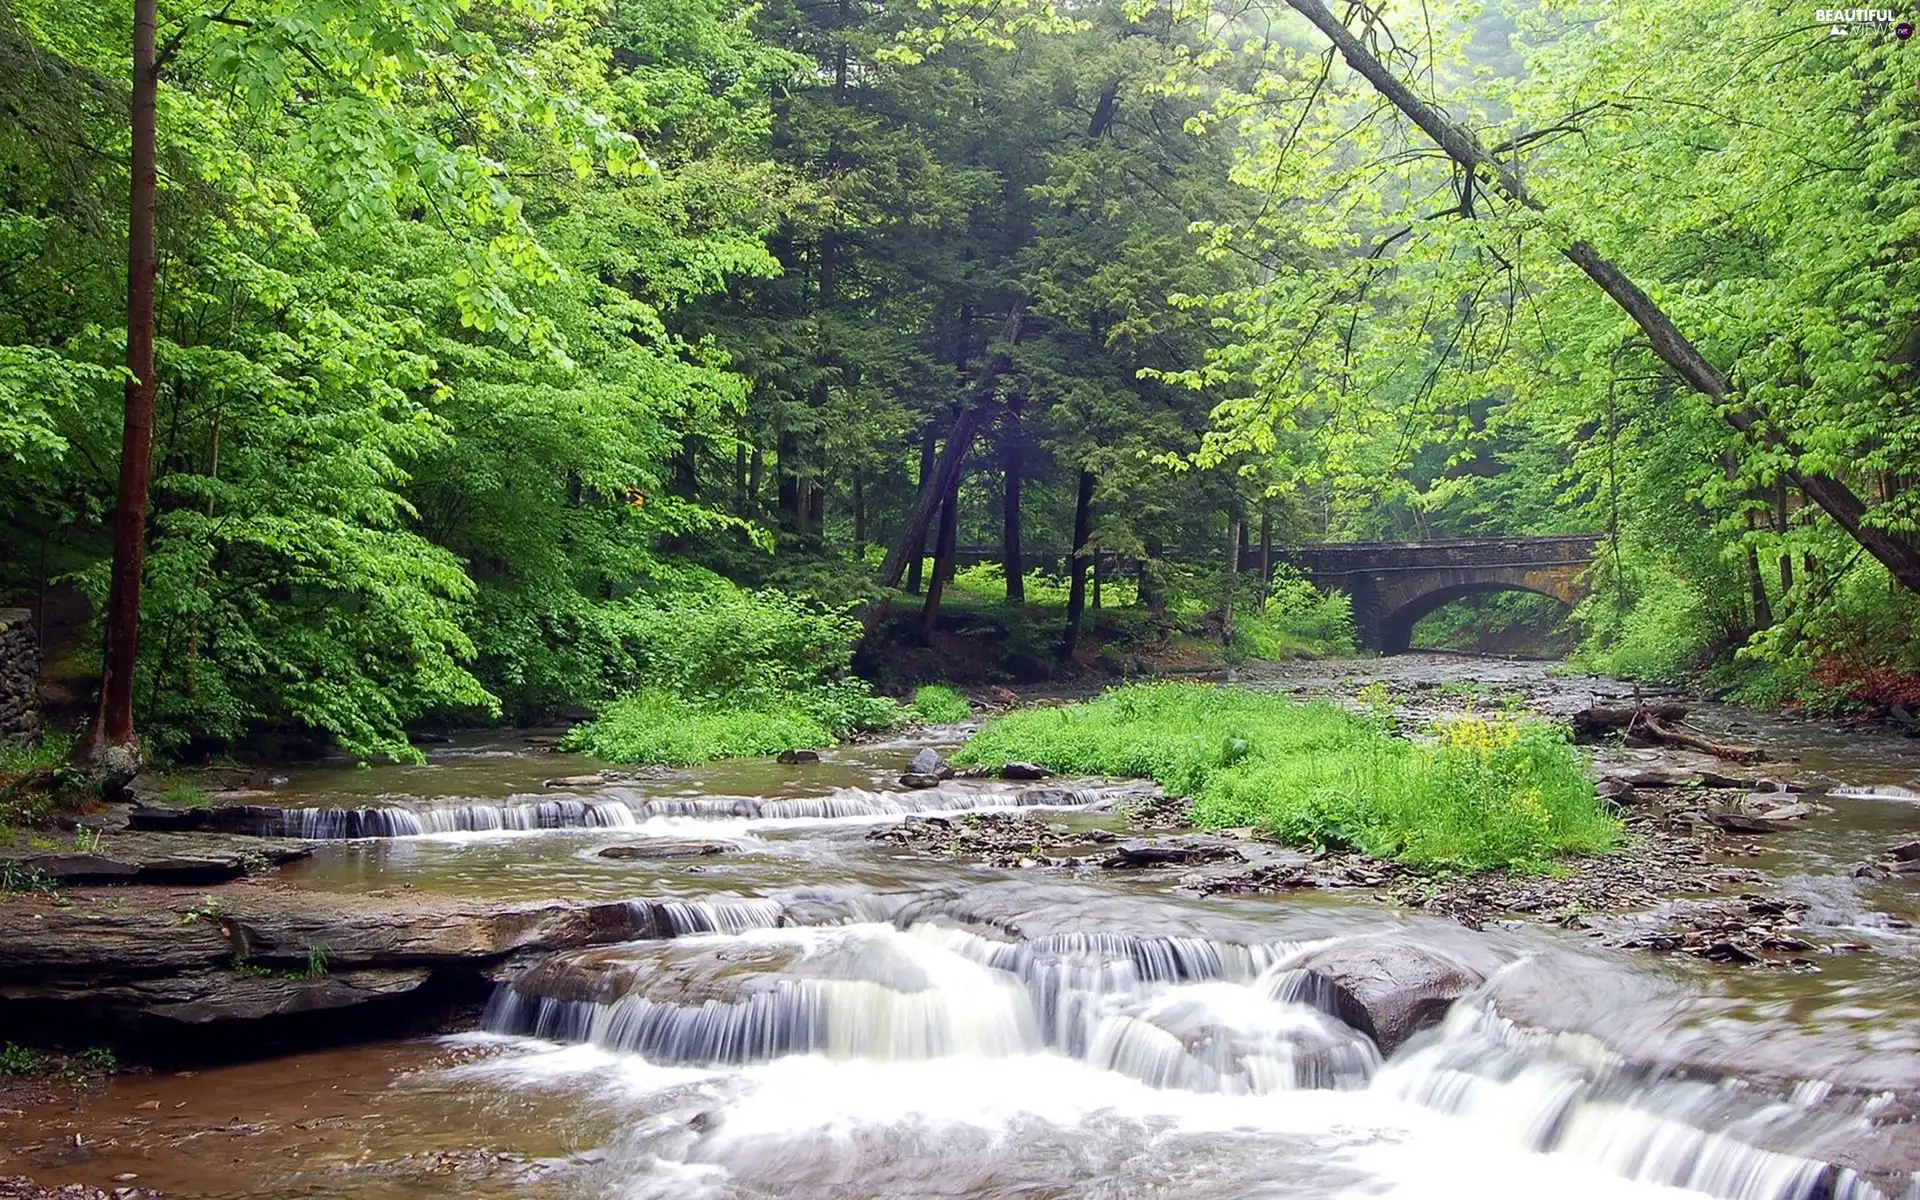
[909,684,972,724]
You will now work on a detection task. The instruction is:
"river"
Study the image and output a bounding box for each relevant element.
[5,656,1919,1199]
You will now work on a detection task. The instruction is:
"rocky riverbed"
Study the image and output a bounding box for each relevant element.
[3,657,1920,1198]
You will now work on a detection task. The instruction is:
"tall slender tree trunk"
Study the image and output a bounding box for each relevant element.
[1141,535,1165,617]
[1285,0,1920,596]
[1745,507,1773,631]
[1775,484,1794,600]
[852,474,866,546]
[1061,469,1095,662]
[1258,501,1273,612]
[776,430,801,533]
[1222,503,1242,653]
[1002,401,1024,602]
[920,476,960,641]
[907,426,936,594]
[83,0,161,779]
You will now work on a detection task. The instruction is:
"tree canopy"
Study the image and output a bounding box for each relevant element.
[2,0,1915,761]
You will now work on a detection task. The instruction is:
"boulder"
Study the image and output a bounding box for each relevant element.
[1279,938,1484,1056]
[776,749,820,765]
[908,748,953,780]
[598,842,735,860]
[1699,811,1797,834]
[1890,839,1920,862]
[1100,840,1244,869]
[1000,762,1052,781]
[898,773,942,790]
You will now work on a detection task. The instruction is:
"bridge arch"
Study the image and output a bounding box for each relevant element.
[1376,579,1576,655]
[1275,536,1601,654]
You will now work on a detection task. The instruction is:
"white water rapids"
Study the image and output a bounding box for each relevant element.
[469,918,1914,1200]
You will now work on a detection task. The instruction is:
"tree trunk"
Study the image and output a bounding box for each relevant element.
[747,443,764,512]
[1775,484,1794,599]
[1002,401,1024,602]
[1141,535,1166,617]
[906,426,935,594]
[776,430,801,533]
[875,302,1025,591]
[1092,553,1101,610]
[1222,504,1242,653]
[82,0,160,780]
[1258,502,1273,612]
[1061,469,1095,662]
[852,473,866,546]
[1285,0,1920,595]
[920,476,960,641]
[1745,513,1773,631]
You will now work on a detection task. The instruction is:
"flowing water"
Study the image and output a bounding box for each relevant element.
[6,658,1920,1199]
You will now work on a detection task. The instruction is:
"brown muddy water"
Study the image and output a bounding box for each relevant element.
[6,656,1920,1199]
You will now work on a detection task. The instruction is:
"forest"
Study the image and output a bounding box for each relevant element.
[2,0,1918,770]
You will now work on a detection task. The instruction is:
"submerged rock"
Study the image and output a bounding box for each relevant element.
[898,773,942,790]
[776,749,820,765]
[597,842,735,860]
[544,774,608,789]
[1000,762,1052,781]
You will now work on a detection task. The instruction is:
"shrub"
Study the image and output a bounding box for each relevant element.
[1232,570,1355,660]
[910,684,972,724]
[563,690,836,765]
[954,683,1617,873]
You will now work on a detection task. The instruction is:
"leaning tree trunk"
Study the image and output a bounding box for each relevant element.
[906,426,935,594]
[82,0,161,784]
[920,476,961,642]
[1061,469,1095,662]
[1284,0,1920,595]
[875,301,1025,591]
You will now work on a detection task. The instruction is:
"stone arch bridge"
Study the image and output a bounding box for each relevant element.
[1270,535,1603,653]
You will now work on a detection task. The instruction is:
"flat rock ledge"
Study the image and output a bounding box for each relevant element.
[0,884,763,1055]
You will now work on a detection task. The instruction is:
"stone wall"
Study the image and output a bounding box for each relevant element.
[0,607,41,742]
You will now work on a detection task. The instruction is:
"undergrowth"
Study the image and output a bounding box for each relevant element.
[563,685,904,766]
[953,683,1617,873]
[910,684,972,724]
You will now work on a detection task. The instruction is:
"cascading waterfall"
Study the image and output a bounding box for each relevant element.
[269,783,1113,839]
[479,920,1920,1200]
[1377,999,1918,1200]
[484,921,1377,1095]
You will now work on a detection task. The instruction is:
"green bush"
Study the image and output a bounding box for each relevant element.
[954,683,1617,873]
[1231,569,1355,661]
[910,684,972,724]
[563,690,837,765]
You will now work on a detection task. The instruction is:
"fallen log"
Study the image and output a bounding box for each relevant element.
[1571,703,1689,738]
[1638,715,1765,763]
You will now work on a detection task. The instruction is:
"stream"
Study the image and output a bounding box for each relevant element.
[5,655,1920,1199]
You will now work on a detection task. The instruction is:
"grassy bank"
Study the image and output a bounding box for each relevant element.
[952,683,1618,873]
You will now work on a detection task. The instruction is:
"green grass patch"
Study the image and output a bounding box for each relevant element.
[952,683,1619,873]
[563,685,905,766]
[910,684,972,724]
[158,782,209,808]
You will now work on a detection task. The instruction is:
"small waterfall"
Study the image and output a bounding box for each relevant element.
[484,921,1351,1096]
[1378,1000,1916,1200]
[264,783,1111,839]
[278,799,639,838]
